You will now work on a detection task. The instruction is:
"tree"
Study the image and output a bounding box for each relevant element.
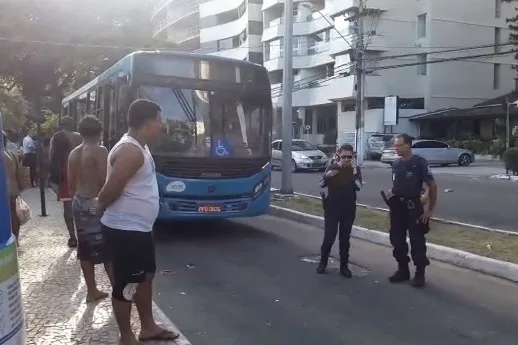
[504,1,518,68]
[0,0,176,117]
[0,87,28,130]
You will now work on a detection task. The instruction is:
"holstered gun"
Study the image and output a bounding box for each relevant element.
[320,192,328,210]
[380,189,395,208]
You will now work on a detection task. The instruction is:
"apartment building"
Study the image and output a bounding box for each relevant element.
[263,0,516,145]
[152,0,263,63]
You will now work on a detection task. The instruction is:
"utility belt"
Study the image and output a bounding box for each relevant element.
[381,190,421,210]
[393,196,422,210]
[320,192,355,210]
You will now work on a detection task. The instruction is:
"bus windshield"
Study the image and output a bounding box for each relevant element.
[139,85,271,159]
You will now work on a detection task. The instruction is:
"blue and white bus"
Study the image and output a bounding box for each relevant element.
[61,51,272,221]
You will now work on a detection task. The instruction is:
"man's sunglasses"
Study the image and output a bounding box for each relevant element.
[340,155,354,159]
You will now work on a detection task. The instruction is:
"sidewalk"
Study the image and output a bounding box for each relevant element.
[18,188,185,345]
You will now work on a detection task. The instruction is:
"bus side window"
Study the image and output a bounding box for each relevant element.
[109,88,117,142]
[102,86,112,148]
[116,84,130,137]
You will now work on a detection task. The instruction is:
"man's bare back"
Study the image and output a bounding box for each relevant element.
[65,130,83,150]
[69,142,108,198]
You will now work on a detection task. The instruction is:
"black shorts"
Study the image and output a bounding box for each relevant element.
[102,225,156,299]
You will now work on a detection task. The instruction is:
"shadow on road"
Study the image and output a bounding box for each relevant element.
[153,219,276,245]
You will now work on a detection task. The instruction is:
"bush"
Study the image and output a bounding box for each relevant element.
[445,139,491,154]
[488,139,507,159]
[503,148,518,172]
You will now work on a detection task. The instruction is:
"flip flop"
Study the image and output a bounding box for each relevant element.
[86,292,109,303]
[138,330,180,342]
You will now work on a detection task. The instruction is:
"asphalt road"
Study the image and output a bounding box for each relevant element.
[153,217,518,345]
[271,164,518,231]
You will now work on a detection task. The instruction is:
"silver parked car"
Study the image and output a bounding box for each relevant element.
[367,133,400,160]
[271,139,329,172]
[381,139,474,166]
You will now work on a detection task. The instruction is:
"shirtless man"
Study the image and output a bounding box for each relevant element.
[50,116,82,247]
[68,115,113,302]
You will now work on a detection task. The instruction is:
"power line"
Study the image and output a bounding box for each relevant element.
[270,42,514,97]
[0,35,512,54]
[271,49,515,98]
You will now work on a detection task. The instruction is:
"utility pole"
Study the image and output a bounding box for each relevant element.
[354,0,365,165]
[281,0,294,194]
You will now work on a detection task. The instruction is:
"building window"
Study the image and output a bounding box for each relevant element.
[417,54,427,75]
[341,101,355,112]
[495,0,501,18]
[417,14,427,38]
[494,27,502,53]
[494,63,501,89]
[399,98,425,109]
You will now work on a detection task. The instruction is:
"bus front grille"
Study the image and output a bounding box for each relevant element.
[154,157,269,179]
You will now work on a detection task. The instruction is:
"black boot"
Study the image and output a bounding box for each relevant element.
[412,267,426,288]
[340,257,352,278]
[389,263,410,283]
[317,256,328,274]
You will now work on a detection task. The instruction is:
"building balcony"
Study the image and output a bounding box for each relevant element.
[152,0,206,37]
[328,33,387,56]
[271,74,387,107]
[324,0,388,17]
[264,45,334,71]
[152,0,172,19]
[208,38,251,60]
[262,0,311,11]
[169,26,201,44]
[200,7,249,43]
[262,14,333,42]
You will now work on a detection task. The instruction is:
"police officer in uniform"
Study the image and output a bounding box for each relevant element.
[386,134,437,288]
[317,144,362,278]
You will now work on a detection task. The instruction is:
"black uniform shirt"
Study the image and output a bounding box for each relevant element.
[321,163,361,203]
[392,154,434,198]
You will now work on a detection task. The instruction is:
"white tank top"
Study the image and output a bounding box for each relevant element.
[101,134,159,232]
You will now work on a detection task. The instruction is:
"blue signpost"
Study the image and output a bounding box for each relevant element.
[0,113,26,344]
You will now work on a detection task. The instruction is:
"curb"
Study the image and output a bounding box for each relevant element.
[271,189,518,236]
[269,205,518,283]
[153,304,192,345]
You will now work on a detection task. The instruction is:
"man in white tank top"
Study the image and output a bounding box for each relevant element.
[95,99,179,344]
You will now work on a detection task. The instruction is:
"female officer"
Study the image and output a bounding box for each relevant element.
[317,144,362,278]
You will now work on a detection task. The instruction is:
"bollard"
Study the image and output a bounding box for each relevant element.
[0,112,26,344]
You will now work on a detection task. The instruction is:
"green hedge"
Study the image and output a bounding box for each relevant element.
[503,148,518,172]
[445,139,513,158]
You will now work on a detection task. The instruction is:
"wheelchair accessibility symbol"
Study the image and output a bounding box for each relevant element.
[214,140,230,157]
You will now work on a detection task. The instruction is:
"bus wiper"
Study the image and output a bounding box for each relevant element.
[172,88,197,123]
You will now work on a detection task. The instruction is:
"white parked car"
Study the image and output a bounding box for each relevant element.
[271,139,329,172]
[381,139,474,166]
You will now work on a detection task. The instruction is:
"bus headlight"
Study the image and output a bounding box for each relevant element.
[253,176,270,198]
[254,182,263,195]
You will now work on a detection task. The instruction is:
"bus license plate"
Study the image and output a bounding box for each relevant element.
[198,205,221,213]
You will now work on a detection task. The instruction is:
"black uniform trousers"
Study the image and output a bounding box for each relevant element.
[321,201,356,263]
[389,198,430,268]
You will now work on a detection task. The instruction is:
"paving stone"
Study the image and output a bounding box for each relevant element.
[17,188,181,345]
